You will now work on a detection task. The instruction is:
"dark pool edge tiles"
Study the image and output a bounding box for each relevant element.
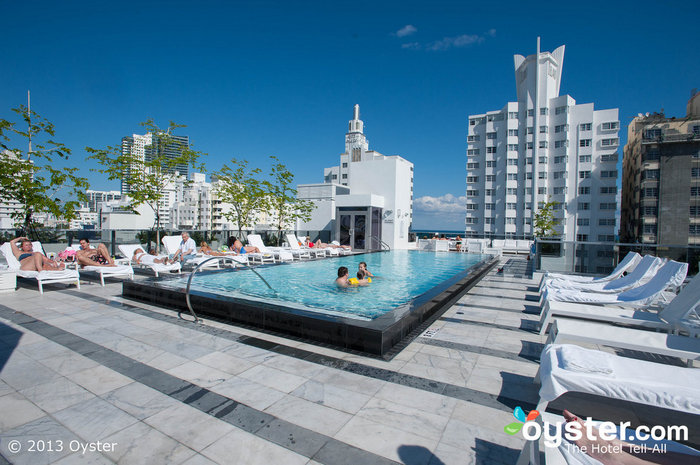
[1,296,537,415]
[0,304,401,465]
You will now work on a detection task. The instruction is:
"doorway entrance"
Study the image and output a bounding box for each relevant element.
[336,207,383,251]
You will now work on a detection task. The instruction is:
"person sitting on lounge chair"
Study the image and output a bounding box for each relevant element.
[231,237,261,254]
[562,410,697,464]
[132,248,172,265]
[77,237,115,267]
[9,236,65,271]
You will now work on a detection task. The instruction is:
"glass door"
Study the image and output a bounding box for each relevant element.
[339,215,351,247]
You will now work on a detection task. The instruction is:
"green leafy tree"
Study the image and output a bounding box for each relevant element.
[533,197,560,238]
[0,105,89,232]
[86,119,206,251]
[262,156,315,246]
[213,158,267,239]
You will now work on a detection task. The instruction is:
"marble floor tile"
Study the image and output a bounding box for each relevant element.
[102,421,195,465]
[20,377,95,413]
[0,392,46,432]
[291,380,371,415]
[166,361,232,389]
[193,351,257,376]
[100,382,180,420]
[210,376,286,411]
[66,365,133,396]
[264,394,352,436]
[238,364,308,393]
[144,403,234,451]
[356,397,450,441]
[201,427,307,465]
[53,397,139,441]
[0,416,80,465]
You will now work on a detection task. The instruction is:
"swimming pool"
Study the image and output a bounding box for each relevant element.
[123,250,497,356]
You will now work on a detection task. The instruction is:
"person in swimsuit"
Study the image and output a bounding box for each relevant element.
[199,242,227,256]
[358,261,374,277]
[132,248,171,265]
[336,266,350,287]
[76,238,115,266]
[8,237,65,271]
[230,237,261,254]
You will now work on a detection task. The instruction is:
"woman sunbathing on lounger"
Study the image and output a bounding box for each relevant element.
[77,238,115,267]
[9,237,65,271]
[230,238,261,254]
[132,248,172,265]
[314,239,351,250]
[199,242,228,256]
[563,410,697,465]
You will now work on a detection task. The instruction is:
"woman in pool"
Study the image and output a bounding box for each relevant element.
[358,261,374,277]
[8,236,65,271]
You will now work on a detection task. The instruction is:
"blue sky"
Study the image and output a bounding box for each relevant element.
[2,1,698,230]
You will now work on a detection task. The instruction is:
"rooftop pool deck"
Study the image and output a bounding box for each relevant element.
[0,257,695,464]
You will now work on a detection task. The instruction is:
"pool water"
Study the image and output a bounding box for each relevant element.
[163,250,489,320]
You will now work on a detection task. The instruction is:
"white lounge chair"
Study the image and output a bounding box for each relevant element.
[538,272,700,335]
[0,241,80,294]
[247,234,293,262]
[292,235,326,258]
[161,235,223,269]
[284,234,312,260]
[59,241,133,286]
[516,344,700,465]
[546,318,700,362]
[330,241,352,255]
[117,244,182,277]
[541,260,687,306]
[541,255,663,294]
[539,251,642,291]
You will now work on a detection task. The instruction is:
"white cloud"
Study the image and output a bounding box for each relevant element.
[402,29,496,51]
[395,24,417,37]
[414,193,467,214]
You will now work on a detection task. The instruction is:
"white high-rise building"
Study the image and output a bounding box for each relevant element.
[298,105,414,250]
[85,190,122,213]
[466,42,619,246]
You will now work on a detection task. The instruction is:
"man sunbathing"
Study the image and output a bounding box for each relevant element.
[77,238,115,266]
[314,239,351,250]
[563,410,697,465]
[132,248,172,265]
[9,237,65,271]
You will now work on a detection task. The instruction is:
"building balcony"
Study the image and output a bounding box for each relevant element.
[642,132,700,144]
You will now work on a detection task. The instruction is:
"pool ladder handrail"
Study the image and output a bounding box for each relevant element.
[181,256,276,324]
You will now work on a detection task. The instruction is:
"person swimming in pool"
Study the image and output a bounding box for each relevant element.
[336,266,350,287]
[8,236,65,271]
[353,270,370,286]
[358,261,374,277]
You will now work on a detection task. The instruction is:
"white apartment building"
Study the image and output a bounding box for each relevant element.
[466,42,620,247]
[85,190,121,213]
[298,105,414,250]
[170,173,212,230]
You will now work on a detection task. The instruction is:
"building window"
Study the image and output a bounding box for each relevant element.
[342,163,348,168]
[506,217,517,225]
[467,176,479,183]
[486,147,497,153]
[692,187,700,196]
[579,139,591,147]
[579,155,591,163]
[553,186,567,195]
[601,138,619,147]
[485,189,494,196]
[555,106,567,115]
[467,135,480,142]
[538,187,547,194]
[643,225,657,234]
[577,218,589,226]
[507,173,518,180]
[555,124,569,133]
[600,186,617,194]
[554,155,568,163]
[598,235,615,242]
[466,190,479,197]
[602,121,619,130]
[642,188,659,198]
[468,149,479,155]
[527,109,534,117]
[554,140,569,148]
[466,204,479,211]
[578,202,590,210]
[485,203,495,210]
[352,148,361,162]
[601,153,618,162]
[538,172,547,180]
[527,142,534,149]
[690,206,700,215]
[526,172,533,180]
[644,128,662,140]
[580,123,592,131]
[469,119,478,126]
[539,141,548,148]
[487,132,497,139]
[332,174,338,180]
[508,129,518,136]
[579,170,591,179]
[692,168,700,177]
[486,175,495,182]
[600,202,616,210]
[486,161,496,167]
[539,156,548,163]
[642,169,660,180]
[690,225,700,236]
[508,144,518,151]
[599,218,616,226]
[507,159,518,166]
[643,149,660,161]
[467,162,479,169]
[485,217,494,224]
[553,171,566,179]
[506,202,517,210]
[539,126,548,134]
[540,107,549,115]
[644,206,658,215]
[526,127,534,135]
[508,112,518,119]
[526,157,533,164]
[576,234,588,242]
[342,174,348,179]
[693,125,700,135]
[465,217,478,224]
[601,170,618,178]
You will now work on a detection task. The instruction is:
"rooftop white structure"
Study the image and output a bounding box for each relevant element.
[298,105,414,250]
[466,40,620,253]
